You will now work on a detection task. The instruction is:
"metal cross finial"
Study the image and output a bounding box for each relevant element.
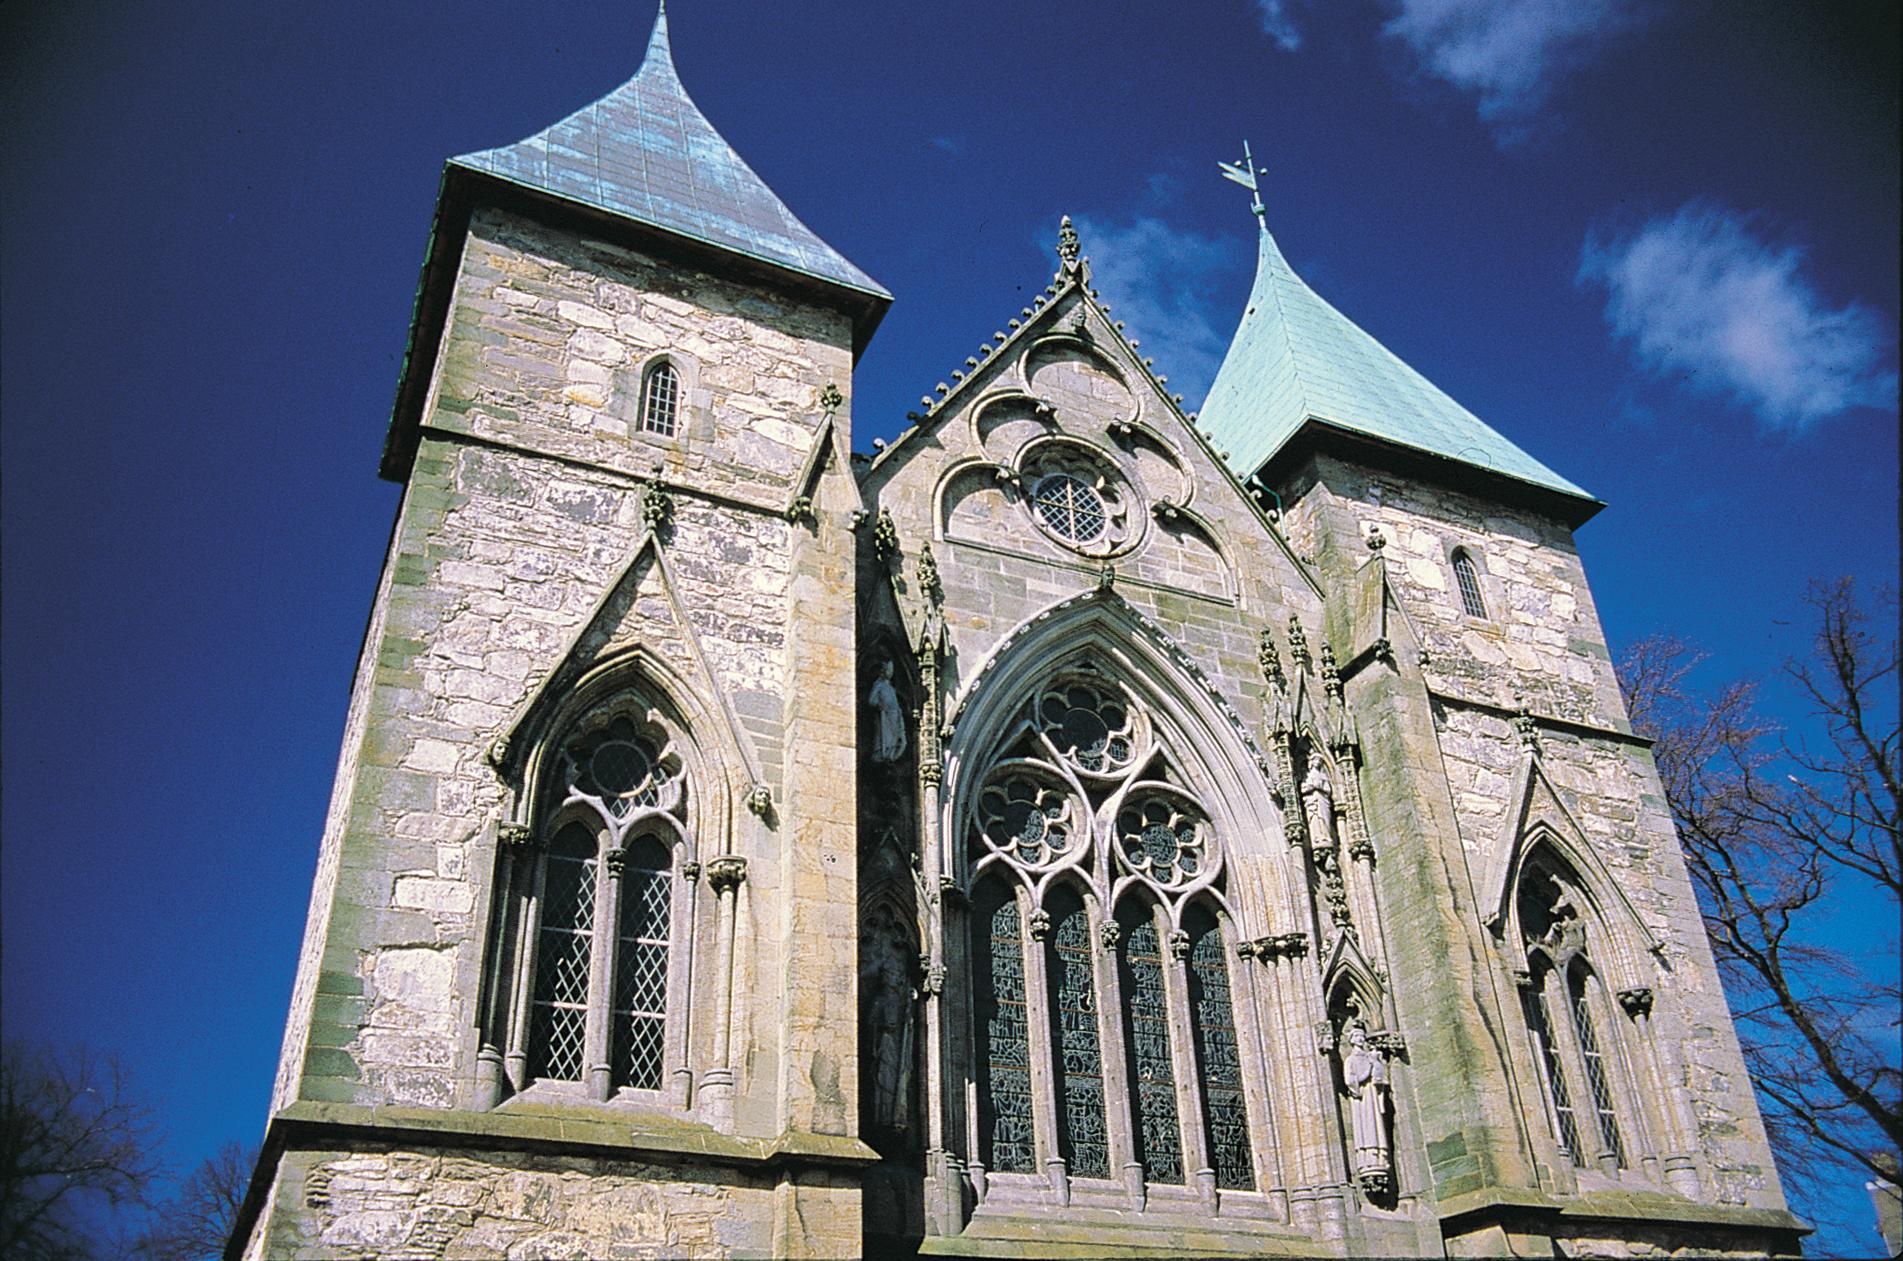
[1218,140,1266,219]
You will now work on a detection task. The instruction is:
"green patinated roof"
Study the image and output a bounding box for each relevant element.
[1200,221,1594,505]
[451,3,887,301]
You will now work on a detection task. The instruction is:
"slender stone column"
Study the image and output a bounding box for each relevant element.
[588,845,628,1101]
[476,823,534,1108]
[701,853,748,1126]
[504,844,547,1091]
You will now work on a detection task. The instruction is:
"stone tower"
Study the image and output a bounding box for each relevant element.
[236,15,1806,1258]
[236,7,889,1256]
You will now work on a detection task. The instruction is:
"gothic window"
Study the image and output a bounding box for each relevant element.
[963,669,1263,1202]
[1516,858,1637,1173]
[1185,905,1253,1190]
[641,360,680,436]
[1118,902,1183,1185]
[1452,548,1488,619]
[484,704,691,1106]
[975,880,1036,1174]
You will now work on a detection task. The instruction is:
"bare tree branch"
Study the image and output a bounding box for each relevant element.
[128,1142,254,1261]
[1620,579,1902,1192]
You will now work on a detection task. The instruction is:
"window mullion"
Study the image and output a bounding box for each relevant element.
[1092,903,1141,1205]
[1019,887,1065,1198]
[1543,967,1602,1169]
[1161,914,1213,1204]
[586,836,624,1101]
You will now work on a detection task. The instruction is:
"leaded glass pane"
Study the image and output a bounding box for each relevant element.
[976,885,1035,1173]
[1118,909,1183,1184]
[1186,909,1253,1190]
[1047,895,1110,1179]
[642,362,679,436]
[1523,980,1584,1165]
[1453,551,1487,619]
[530,824,598,1082]
[1031,473,1107,544]
[611,838,671,1091]
[1570,968,1626,1167]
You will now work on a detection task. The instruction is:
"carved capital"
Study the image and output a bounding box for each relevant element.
[1348,837,1376,863]
[682,861,701,882]
[1276,931,1311,959]
[918,758,944,788]
[1028,909,1051,941]
[706,855,748,894]
[938,875,967,907]
[1617,986,1655,1018]
[1167,929,1191,961]
[496,821,535,850]
[1098,920,1122,951]
[1369,1031,1408,1059]
[603,847,628,877]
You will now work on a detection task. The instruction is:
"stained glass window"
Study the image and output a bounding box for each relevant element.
[1453,550,1487,619]
[1569,964,1626,1167]
[975,883,1035,1173]
[1118,905,1183,1183]
[611,836,671,1091]
[1186,907,1253,1189]
[642,361,680,436]
[530,822,598,1082]
[1522,978,1583,1165]
[1046,892,1110,1179]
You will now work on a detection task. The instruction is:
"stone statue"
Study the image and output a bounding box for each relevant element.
[862,934,915,1136]
[1340,1021,1393,1195]
[1301,758,1338,846]
[868,659,906,763]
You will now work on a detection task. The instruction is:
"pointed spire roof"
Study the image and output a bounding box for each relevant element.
[451,3,887,299]
[1200,209,1598,522]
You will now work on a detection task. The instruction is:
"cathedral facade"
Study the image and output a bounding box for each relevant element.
[234,10,1804,1258]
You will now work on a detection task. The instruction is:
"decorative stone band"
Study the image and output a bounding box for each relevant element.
[1248,931,1310,961]
[706,855,748,894]
[1616,986,1655,1018]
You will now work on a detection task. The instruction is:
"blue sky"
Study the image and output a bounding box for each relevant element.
[2,0,1895,1252]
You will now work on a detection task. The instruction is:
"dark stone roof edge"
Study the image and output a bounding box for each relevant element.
[1254,417,1606,531]
[377,164,891,484]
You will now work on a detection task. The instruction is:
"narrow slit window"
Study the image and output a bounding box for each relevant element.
[1452,550,1487,618]
[641,361,680,437]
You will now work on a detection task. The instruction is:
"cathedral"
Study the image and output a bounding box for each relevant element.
[234,8,1806,1257]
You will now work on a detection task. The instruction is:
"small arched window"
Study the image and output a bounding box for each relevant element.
[1452,549,1488,619]
[641,361,680,437]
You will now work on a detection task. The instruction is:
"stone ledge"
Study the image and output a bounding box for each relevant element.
[1435,1183,1809,1239]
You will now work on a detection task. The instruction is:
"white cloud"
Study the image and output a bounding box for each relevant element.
[1254,0,1303,51]
[1071,215,1242,408]
[1382,0,1649,131]
[1578,203,1897,432]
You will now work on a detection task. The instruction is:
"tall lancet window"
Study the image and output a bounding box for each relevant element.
[485,702,693,1107]
[962,669,1264,1203]
[1516,855,1639,1173]
[1452,548,1488,619]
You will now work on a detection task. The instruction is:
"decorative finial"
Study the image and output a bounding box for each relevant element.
[1512,700,1540,752]
[1320,642,1342,701]
[1287,615,1311,671]
[872,510,900,564]
[1366,526,1386,552]
[917,545,943,606]
[1217,140,1267,220]
[819,381,843,412]
[1258,628,1286,690]
[1057,215,1081,271]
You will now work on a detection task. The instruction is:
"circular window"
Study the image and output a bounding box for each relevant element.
[1030,473,1107,544]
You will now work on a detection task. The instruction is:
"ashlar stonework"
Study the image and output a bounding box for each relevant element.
[236,9,1803,1259]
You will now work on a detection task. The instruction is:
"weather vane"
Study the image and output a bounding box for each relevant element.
[1218,140,1266,219]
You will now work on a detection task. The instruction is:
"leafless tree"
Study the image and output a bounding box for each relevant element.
[0,1041,163,1260]
[1620,578,1901,1194]
[129,1141,254,1261]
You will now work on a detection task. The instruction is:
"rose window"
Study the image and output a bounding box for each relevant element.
[1116,796,1207,887]
[1036,681,1136,775]
[978,776,1074,867]
[564,717,674,818]
[1030,473,1108,545]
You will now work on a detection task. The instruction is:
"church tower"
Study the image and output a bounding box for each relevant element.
[236,7,888,1255]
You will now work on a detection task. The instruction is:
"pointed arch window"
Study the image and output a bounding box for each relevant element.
[481,703,694,1107]
[1452,549,1488,619]
[1516,858,1640,1173]
[641,360,680,437]
[961,670,1264,1204]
